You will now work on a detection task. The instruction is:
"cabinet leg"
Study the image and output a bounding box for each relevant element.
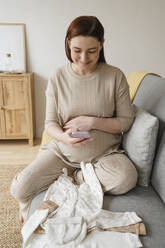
[29,138,34,146]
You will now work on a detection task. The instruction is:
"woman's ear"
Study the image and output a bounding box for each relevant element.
[99,38,104,51]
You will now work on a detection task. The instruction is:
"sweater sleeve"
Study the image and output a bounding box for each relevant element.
[44,77,61,131]
[115,71,134,133]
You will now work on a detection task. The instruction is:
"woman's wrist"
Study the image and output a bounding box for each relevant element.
[91,117,100,130]
[91,116,121,134]
[59,132,67,143]
[46,125,65,142]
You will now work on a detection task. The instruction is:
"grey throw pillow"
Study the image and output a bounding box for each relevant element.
[122,105,159,186]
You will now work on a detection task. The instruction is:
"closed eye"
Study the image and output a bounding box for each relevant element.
[73,48,97,54]
[88,50,97,54]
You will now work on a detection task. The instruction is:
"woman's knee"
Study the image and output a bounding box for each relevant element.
[10,163,37,201]
[10,150,75,201]
[10,171,27,200]
[94,153,138,195]
[109,163,138,195]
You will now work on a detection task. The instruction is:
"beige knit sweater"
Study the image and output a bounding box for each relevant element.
[45,63,134,166]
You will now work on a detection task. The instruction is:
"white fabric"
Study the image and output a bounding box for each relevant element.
[22,209,49,245]
[79,230,142,248]
[44,217,87,247]
[22,162,143,248]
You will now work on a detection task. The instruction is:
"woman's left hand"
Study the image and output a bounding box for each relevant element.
[63,116,94,131]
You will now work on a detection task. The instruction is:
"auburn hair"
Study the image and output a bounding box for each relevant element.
[65,16,106,63]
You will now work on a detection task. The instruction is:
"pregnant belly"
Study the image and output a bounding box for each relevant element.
[57,130,121,163]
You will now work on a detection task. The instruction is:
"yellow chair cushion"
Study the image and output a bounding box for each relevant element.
[39,129,52,152]
[127,71,160,101]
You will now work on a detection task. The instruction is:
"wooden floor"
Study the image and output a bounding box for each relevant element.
[0,138,41,165]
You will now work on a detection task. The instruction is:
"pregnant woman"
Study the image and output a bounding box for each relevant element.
[11,15,137,224]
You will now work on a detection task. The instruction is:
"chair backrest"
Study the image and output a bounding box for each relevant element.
[133,74,165,203]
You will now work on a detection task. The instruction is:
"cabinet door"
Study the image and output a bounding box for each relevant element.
[2,77,29,138]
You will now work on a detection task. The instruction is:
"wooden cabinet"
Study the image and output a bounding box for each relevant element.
[0,73,35,145]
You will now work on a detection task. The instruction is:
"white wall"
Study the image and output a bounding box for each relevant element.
[0,0,165,137]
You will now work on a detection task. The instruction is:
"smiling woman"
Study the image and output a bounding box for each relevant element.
[65,16,106,64]
[10,16,137,225]
[68,36,103,76]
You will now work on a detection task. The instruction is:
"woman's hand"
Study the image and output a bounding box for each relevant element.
[61,129,93,148]
[63,116,94,132]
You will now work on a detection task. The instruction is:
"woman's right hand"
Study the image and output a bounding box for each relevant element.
[60,129,93,148]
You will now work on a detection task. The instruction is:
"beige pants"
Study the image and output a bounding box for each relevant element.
[10,148,137,222]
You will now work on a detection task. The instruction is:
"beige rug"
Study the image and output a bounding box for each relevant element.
[0,164,26,248]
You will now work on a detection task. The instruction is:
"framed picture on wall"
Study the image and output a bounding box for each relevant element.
[0,23,26,73]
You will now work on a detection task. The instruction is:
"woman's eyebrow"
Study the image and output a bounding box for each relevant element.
[73,47,97,50]
[88,47,97,50]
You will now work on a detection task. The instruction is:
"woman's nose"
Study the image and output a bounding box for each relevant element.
[80,52,89,62]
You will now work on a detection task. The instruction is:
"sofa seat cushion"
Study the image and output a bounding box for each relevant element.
[103,185,165,248]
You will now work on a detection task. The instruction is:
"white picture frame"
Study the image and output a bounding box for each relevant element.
[0,23,26,73]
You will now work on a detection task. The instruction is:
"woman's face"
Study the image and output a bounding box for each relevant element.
[68,35,103,74]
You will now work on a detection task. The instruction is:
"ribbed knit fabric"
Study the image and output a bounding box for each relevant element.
[45,63,134,165]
